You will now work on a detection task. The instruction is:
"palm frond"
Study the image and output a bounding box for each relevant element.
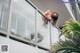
[51,19,80,53]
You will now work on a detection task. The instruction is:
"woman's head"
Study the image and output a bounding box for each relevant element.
[51,12,59,20]
[52,12,59,16]
[43,10,59,26]
[51,12,59,25]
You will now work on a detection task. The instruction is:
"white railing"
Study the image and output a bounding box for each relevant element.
[0,0,61,52]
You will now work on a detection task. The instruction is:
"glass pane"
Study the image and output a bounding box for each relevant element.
[51,25,60,45]
[11,0,35,41]
[77,0,80,9]
[78,4,80,9]
[36,11,50,49]
[0,0,9,32]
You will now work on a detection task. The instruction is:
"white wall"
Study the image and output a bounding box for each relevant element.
[0,36,48,53]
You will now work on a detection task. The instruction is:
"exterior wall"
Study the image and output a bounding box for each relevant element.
[0,36,48,53]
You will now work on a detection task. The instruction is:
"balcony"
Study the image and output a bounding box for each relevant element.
[0,0,62,52]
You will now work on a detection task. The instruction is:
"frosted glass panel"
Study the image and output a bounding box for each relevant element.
[11,0,35,41]
[0,0,9,32]
[36,11,50,49]
[51,25,60,45]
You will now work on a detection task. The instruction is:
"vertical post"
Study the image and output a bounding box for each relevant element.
[16,16,18,33]
[7,0,13,38]
[49,22,52,53]
[35,9,38,47]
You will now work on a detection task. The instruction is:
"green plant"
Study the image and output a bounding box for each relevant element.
[51,19,80,53]
[62,20,80,40]
[52,39,80,53]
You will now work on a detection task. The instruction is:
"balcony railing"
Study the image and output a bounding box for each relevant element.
[0,0,61,52]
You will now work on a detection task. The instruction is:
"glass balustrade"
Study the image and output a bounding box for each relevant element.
[8,0,60,49]
[0,0,9,32]
[10,0,35,42]
[0,0,60,51]
[51,25,61,46]
[36,11,51,49]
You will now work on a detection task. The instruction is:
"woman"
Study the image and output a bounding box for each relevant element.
[43,10,59,26]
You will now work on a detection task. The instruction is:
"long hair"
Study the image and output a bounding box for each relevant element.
[51,12,59,25]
